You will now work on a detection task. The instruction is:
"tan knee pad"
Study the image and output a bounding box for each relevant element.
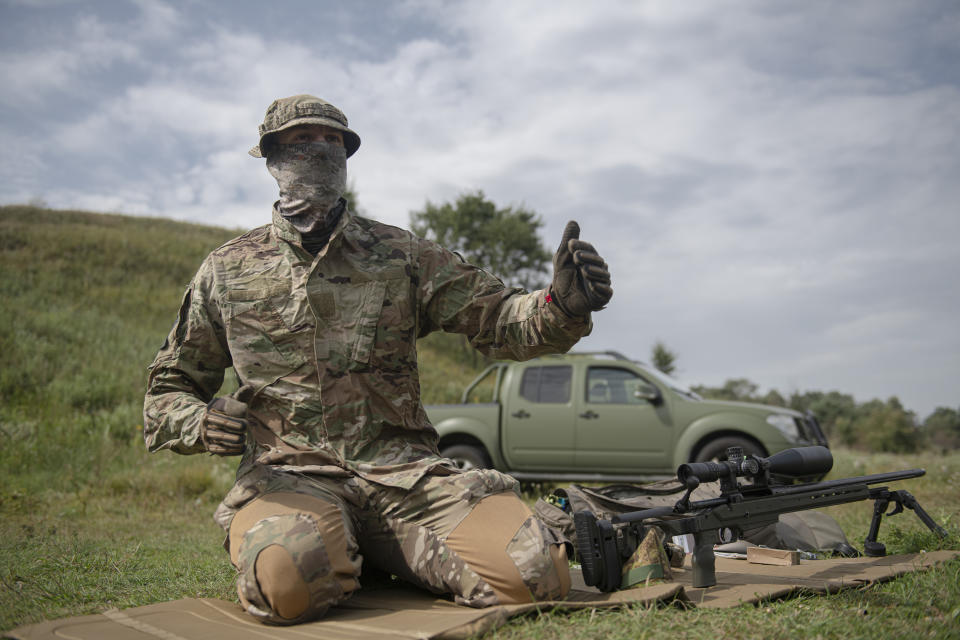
[236,514,337,623]
[230,492,361,592]
[446,491,570,605]
[255,544,310,620]
[231,493,360,624]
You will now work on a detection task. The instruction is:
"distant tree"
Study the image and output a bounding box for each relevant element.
[686,380,946,452]
[856,398,887,418]
[692,378,759,402]
[858,397,922,453]
[409,190,551,290]
[796,394,922,451]
[824,396,921,452]
[832,415,859,447]
[651,341,678,376]
[760,389,787,408]
[789,390,858,438]
[725,378,759,401]
[788,390,822,414]
[924,406,959,430]
[923,406,960,450]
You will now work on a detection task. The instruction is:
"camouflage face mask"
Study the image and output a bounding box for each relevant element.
[266,142,347,234]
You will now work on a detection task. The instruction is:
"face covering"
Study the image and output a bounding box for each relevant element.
[266,141,347,234]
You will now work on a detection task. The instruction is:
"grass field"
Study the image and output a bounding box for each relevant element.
[2,447,957,638]
[1,206,958,638]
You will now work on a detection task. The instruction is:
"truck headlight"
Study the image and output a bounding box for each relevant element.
[766,414,800,441]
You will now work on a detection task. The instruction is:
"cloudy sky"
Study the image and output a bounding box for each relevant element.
[2,0,958,420]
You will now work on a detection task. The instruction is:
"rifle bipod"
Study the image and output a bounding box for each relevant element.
[863,488,948,556]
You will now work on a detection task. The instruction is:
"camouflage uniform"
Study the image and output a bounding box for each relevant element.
[144,205,590,623]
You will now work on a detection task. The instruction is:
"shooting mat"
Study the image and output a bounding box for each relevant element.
[5,551,957,640]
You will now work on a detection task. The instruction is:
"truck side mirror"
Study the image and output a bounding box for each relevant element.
[633,387,662,405]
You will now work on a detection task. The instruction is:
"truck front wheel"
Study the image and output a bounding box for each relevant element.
[694,436,764,463]
[440,444,492,471]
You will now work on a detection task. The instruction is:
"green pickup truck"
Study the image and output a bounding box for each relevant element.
[427,351,828,482]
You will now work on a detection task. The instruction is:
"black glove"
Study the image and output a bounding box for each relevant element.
[202,392,250,456]
[550,220,612,316]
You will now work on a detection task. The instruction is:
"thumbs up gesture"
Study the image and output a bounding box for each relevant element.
[549,221,612,317]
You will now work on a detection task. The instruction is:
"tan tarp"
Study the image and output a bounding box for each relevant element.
[6,551,957,640]
[682,550,957,609]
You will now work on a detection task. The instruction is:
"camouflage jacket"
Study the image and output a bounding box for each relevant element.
[144,206,591,488]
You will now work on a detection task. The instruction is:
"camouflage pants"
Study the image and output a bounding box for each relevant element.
[215,465,571,625]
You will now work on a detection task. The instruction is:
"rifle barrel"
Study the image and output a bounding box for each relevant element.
[611,468,926,524]
[769,468,925,497]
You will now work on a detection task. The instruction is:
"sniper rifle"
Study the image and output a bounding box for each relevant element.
[574,445,948,590]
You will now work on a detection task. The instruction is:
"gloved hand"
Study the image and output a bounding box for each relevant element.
[201,393,250,456]
[550,220,612,316]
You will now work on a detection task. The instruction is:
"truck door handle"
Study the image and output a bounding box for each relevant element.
[579,410,599,419]
[511,409,531,419]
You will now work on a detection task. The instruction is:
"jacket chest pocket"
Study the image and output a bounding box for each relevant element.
[313,280,385,366]
[344,280,387,364]
[223,284,310,378]
[318,276,413,368]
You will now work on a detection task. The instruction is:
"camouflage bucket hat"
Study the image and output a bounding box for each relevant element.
[249,94,361,158]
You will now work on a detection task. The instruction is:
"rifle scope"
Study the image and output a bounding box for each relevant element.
[677,445,834,485]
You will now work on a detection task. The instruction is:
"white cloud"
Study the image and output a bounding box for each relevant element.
[1,0,958,418]
[0,1,187,107]
[0,16,135,105]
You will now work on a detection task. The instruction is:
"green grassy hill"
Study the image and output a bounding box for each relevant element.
[2,205,958,637]
[0,205,485,495]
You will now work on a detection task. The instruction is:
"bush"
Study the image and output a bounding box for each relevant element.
[924,407,960,451]
[697,375,938,453]
[859,404,923,453]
